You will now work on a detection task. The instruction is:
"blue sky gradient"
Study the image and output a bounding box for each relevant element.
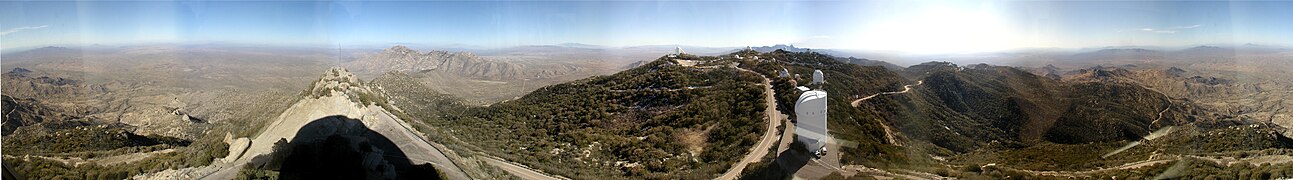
[2,1,1290,54]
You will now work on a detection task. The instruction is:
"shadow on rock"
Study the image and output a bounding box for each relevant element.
[245,115,440,179]
[737,140,811,179]
[774,140,811,175]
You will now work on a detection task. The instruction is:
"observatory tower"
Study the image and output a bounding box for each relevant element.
[812,70,824,85]
[796,69,830,157]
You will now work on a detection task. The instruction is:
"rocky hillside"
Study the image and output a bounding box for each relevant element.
[2,95,80,135]
[2,68,110,99]
[381,53,769,179]
[342,45,596,103]
[730,50,1293,179]
[346,45,571,80]
[873,62,1217,151]
[1,94,191,154]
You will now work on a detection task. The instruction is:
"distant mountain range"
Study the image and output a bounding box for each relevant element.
[742,44,905,70]
[346,45,547,80]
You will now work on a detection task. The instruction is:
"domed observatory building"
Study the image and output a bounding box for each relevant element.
[796,70,829,157]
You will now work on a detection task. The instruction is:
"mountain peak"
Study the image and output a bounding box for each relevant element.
[384,45,415,54]
[748,44,809,53]
[6,67,32,76]
[302,67,369,99]
[1165,67,1187,77]
[1182,45,1231,52]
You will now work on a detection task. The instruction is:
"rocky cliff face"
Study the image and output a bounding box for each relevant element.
[347,46,538,80]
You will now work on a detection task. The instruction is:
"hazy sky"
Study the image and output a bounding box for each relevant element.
[2,1,1290,54]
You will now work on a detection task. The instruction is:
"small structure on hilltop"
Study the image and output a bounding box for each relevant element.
[812,70,825,85]
[796,70,830,157]
[670,46,686,58]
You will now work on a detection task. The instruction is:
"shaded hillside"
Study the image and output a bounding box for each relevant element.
[2,95,79,135]
[873,62,1206,151]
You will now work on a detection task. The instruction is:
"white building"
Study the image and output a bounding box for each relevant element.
[812,70,825,85]
[796,69,830,157]
[795,89,829,156]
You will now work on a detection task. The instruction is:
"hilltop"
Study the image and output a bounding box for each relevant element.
[156,67,466,179]
[381,52,770,179]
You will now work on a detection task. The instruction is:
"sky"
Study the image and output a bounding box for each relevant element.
[1,1,1290,54]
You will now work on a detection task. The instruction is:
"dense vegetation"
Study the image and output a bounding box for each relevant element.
[2,93,230,179]
[3,122,190,154]
[3,135,228,179]
[381,54,767,179]
[724,49,1293,179]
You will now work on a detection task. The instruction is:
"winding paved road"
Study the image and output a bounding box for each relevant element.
[849,80,922,145]
[716,67,785,180]
[480,156,565,180]
[850,80,922,107]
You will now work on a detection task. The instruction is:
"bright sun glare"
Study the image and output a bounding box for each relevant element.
[853,6,1019,54]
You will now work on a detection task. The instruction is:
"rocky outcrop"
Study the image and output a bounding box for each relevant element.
[1165,67,1187,77]
[185,67,466,180]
